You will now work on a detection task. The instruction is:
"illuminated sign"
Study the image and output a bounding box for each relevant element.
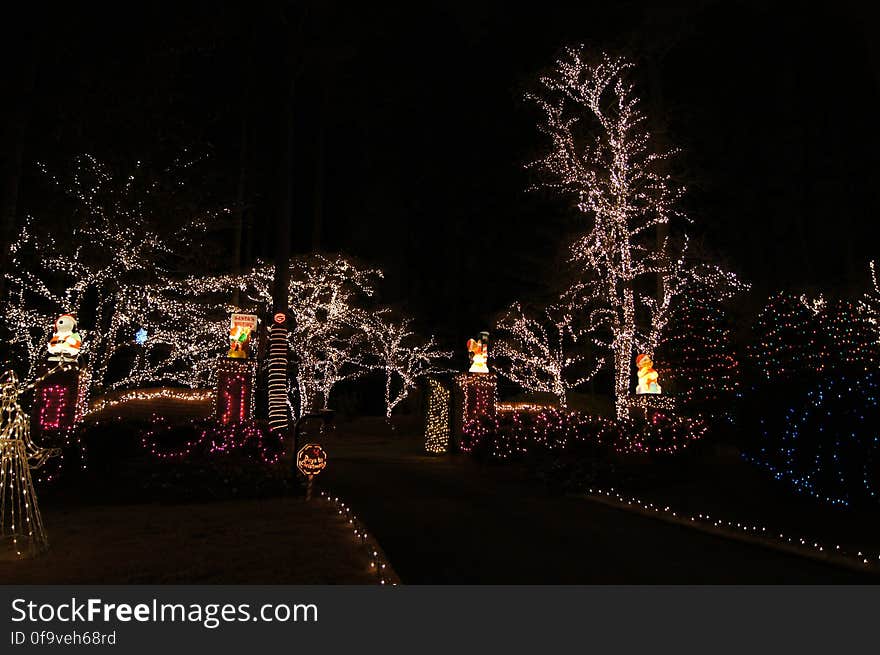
[296,443,327,477]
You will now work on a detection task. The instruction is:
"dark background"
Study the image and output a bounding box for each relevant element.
[2,1,879,344]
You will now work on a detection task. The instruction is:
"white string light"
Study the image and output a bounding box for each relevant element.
[527,48,746,418]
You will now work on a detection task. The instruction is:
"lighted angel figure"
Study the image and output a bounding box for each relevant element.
[635,353,661,395]
[467,331,490,373]
[47,314,82,361]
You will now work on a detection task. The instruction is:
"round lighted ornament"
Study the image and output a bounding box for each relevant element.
[273,312,287,325]
[296,443,327,477]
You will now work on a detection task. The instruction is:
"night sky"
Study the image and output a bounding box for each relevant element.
[3,1,880,344]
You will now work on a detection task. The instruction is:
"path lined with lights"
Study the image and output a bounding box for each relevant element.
[319,427,875,584]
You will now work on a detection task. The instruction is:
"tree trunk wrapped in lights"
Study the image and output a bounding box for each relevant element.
[527,48,746,418]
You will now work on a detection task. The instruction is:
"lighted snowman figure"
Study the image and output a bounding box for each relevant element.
[635,353,661,395]
[466,331,490,374]
[47,314,83,362]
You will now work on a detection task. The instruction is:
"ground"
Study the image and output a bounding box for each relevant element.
[0,496,378,584]
[2,414,877,584]
[317,417,876,583]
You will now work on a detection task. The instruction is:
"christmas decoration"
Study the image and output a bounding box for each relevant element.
[494,301,603,406]
[634,354,661,395]
[527,49,746,418]
[1,154,229,390]
[749,293,826,384]
[0,370,61,559]
[466,332,490,373]
[228,313,257,359]
[368,314,451,420]
[215,359,257,425]
[47,314,82,362]
[453,373,497,445]
[142,418,284,465]
[267,313,289,432]
[424,377,452,454]
[296,443,328,477]
[655,293,740,416]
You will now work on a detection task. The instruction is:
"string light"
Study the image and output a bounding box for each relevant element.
[454,372,498,439]
[0,368,68,558]
[461,407,705,459]
[318,492,399,585]
[527,48,746,418]
[494,301,604,407]
[424,377,452,454]
[215,359,257,425]
[367,315,451,420]
[585,486,880,573]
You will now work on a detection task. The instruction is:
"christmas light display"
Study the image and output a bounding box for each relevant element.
[47,314,82,361]
[267,314,289,432]
[228,313,257,359]
[494,302,603,406]
[424,377,452,454]
[634,354,661,395]
[368,315,451,419]
[655,293,740,415]
[527,49,745,418]
[1,154,232,389]
[31,366,91,437]
[749,293,826,384]
[85,387,214,419]
[819,299,879,373]
[318,492,399,585]
[453,373,497,442]
[585,487,880,572]
[863,260,880,339]
[461,407,704,460]
[466,332,490,373]
[142,418,284,465]
[215,359,257,425]
[0,370,63,558]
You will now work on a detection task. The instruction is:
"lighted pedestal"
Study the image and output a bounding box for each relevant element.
[30,366,90,442]
[452,372,497,450]
[424,377,452,454]
[215,358,257,425]
[627,393,676,421]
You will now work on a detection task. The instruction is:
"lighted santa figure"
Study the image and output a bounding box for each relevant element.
[47,314,82,361]
[635,353,661,395]
[466,331,490,373]
[228,324,252,358]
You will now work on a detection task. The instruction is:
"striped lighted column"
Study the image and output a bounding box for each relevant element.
[267,312,289,431]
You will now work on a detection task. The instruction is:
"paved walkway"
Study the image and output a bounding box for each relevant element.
[318,427,873,584]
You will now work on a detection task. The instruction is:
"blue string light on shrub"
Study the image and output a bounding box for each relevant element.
[745,374,880,507]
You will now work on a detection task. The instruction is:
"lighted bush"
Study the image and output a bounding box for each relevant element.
[746,374,880,507]
[461,408,705,462]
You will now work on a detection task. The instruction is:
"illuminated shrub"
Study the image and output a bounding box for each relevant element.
[747,374,880,507]
[461,408,704,462]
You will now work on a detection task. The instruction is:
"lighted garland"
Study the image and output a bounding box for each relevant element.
[141,418,285,466]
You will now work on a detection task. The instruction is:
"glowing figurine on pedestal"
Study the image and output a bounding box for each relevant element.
[228,313,257,359]
[466,331,490,374]
[47,314,82,362]
[228,325,252,359]
[635,353,661,395]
